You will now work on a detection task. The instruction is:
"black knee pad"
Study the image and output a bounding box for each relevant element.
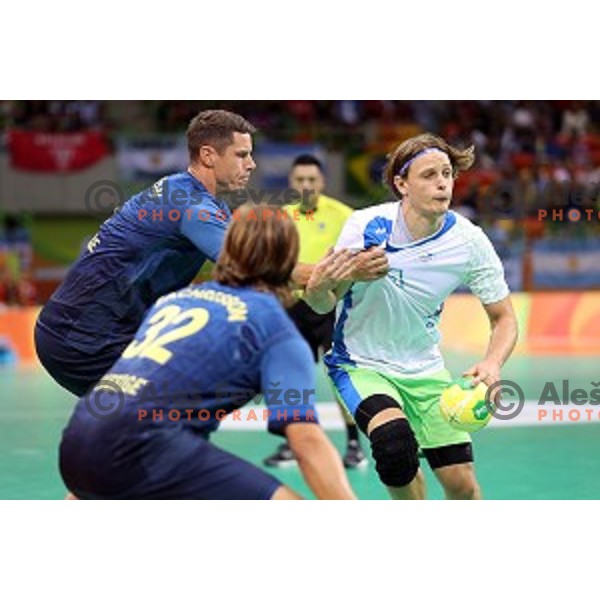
[369,419,419,488]
[354,394,401,435]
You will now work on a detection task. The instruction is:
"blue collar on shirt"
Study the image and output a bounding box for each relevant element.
[185,171,231,212]
[385,210,457,252]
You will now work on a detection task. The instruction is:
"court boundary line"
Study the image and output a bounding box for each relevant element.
[218,401,600,431]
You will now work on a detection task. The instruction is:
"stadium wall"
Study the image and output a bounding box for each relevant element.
[1,292,599,366]
[440,292,600,355]
[0,148,346,214]
[0,155,118,213]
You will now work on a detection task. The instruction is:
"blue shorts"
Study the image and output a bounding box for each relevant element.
[59,402,282,500]
[35,322,128,396]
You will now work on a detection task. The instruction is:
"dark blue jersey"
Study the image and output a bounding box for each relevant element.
[37,172,231,353]
[77,282,318,436]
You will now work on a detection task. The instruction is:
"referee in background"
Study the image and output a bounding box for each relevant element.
[263,154,367,469]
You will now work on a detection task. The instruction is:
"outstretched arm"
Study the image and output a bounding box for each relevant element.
[262,334,356,499]
[291,262,314,288]
[293,247,389,291]
[463,296,518,387]
[286,423,355,499]
[303,249,355,314]
[303,247,389,314]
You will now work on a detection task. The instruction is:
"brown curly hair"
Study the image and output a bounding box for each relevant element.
[383,133,475,200]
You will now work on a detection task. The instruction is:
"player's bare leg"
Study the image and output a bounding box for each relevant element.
[414,468,427,498]
[386,468,426,500]
[336,393,367,468]
[434,463,481,500]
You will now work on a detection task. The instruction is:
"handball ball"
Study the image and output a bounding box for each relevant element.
[440,377,491,432]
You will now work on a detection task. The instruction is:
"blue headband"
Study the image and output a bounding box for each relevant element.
[398,147,448,177]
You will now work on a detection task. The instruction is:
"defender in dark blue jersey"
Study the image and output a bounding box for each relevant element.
[35,110,257,396]
[36,109,389,399]
[59,206,356,499]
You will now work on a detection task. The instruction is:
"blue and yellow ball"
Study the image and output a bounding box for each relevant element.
[439,377,491,432]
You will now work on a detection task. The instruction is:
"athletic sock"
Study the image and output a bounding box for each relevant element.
[346,424,359,444]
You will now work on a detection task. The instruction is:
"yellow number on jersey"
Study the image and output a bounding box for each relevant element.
[122,305,209,365]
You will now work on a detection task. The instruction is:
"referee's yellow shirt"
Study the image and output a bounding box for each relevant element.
[285,194,353,265]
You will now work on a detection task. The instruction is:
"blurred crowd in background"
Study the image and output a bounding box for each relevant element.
[0,100,599,304]
[0,214,35,306]
[3,99,600,218]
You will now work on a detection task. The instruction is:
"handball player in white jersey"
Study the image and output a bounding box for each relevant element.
[304,133,518,500]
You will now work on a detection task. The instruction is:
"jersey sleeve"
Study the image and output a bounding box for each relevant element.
[334,213,365,251]
[179,199,230,261]
[464,228,510,305]
[260,333,319,436]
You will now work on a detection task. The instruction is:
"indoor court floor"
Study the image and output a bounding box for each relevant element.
[1,352,599,500]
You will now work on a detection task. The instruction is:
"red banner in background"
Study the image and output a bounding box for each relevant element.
[7,130,109,172]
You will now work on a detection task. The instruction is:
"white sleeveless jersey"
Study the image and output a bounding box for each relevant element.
[327,202,509,377]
